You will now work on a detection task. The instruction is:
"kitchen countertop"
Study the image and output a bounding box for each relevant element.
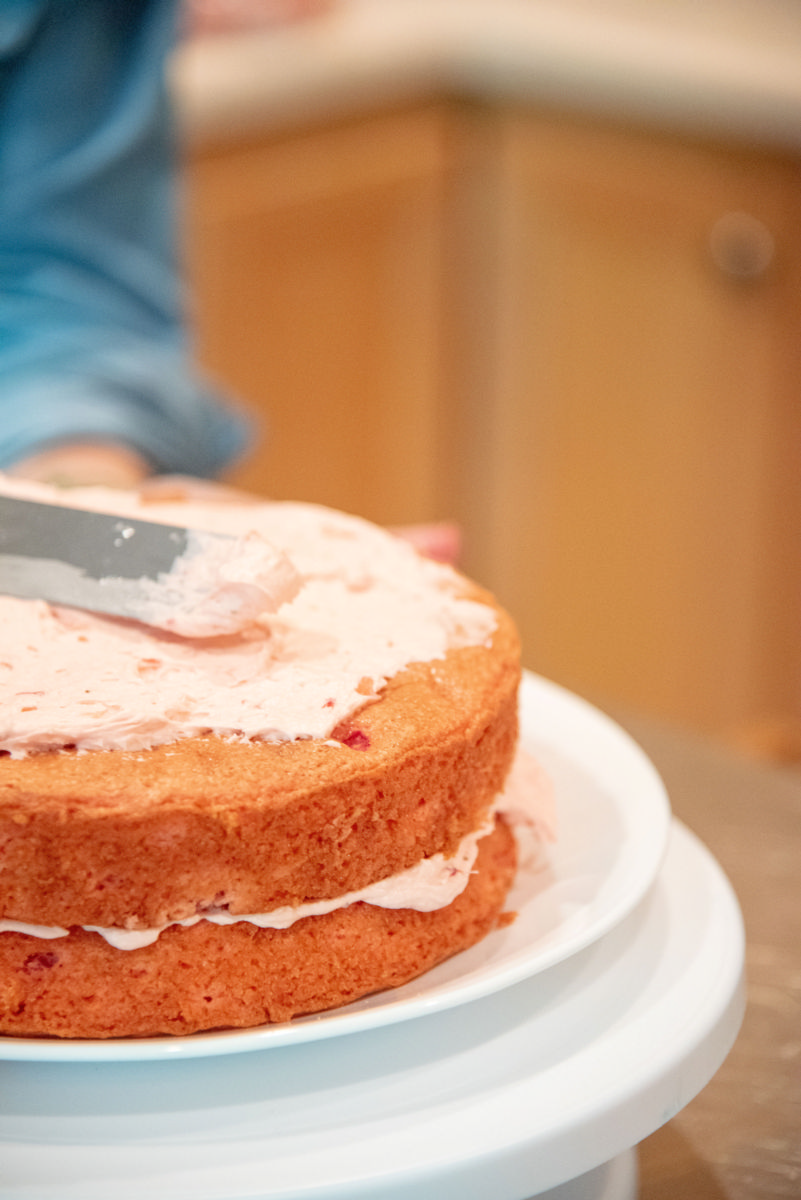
[614,708,801,1200]
[174,0,801,152]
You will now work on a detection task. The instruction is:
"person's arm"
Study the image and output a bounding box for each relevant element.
[0,0,251,481]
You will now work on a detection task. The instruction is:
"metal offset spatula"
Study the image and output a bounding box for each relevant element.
[0,495,234,632]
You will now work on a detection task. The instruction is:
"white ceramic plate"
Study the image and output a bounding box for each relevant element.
[0,672,671,1062]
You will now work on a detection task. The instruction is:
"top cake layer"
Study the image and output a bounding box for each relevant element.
[0,477,498,756]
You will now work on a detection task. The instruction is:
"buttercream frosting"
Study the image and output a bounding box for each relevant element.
[116,527,303,637]
[0,476,497,756]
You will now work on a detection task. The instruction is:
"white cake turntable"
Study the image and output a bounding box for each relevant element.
[0,673,745,1199]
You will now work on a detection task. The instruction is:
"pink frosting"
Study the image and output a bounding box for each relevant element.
[0,477,497,756]
[130,527,303,637]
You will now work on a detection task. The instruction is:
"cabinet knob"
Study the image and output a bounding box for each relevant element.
[708,211,775,282]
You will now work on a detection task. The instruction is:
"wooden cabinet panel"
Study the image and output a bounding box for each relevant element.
[184,105,455,527]
[461,111,801,734]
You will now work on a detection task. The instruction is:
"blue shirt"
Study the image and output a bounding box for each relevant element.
[0,0,252,476]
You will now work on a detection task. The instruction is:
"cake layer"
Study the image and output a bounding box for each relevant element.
[0,818,517,1039]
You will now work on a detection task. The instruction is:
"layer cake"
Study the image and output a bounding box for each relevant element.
[0,478,539,1038]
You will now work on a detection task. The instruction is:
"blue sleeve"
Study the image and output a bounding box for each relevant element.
[0,0,253,477]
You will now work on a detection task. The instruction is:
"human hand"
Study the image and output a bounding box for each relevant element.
[389,521,462,566]
[6,443,150,489]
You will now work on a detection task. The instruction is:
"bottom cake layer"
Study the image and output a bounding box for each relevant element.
[0,819,517,1039]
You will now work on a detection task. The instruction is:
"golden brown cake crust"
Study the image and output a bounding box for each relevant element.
[0,583,520,929]
[0,818,517,1039]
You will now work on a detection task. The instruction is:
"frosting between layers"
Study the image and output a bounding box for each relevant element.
[0,477,497,756]
[0,750,555,949]
[1,822,494,950]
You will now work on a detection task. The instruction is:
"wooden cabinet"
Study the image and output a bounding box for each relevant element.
[455,108,801,737]
[184,100,801,739]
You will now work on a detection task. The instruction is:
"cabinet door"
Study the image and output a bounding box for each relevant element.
[463,110,801,734]
[184,105,453,527]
